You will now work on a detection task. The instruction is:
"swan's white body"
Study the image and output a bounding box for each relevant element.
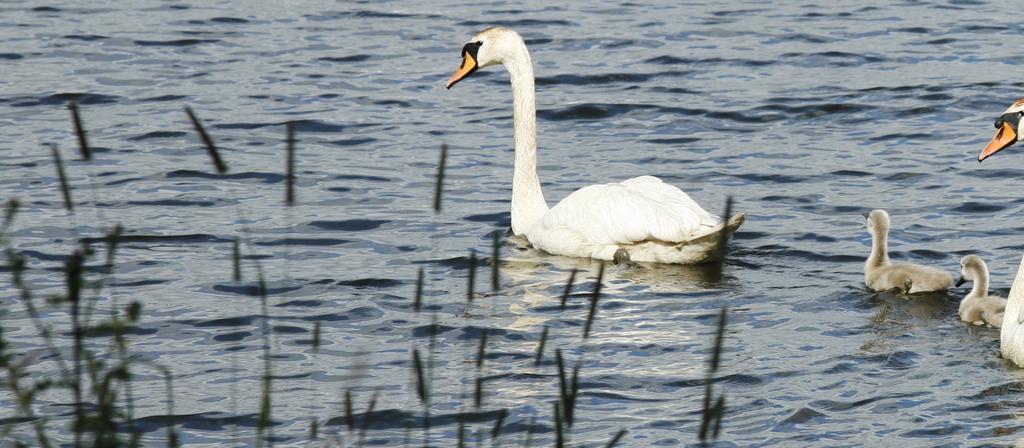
[863,210,951,294]
[957,255,1005,327]
[976,99,1024,365]
[1002,257,1024,364]
[447,27,742,264]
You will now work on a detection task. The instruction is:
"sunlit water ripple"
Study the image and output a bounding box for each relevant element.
[2,0,1024,446]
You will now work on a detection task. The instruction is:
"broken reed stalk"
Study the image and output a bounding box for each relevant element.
[698,307,729,443]
[715,196,733,262]
[1,198,19,236]
[560,269,577,310]
[491,230,501,292]
[49,144,73,211]
[184,106,227,174]
[312,321,321,353]
[344,389,354,433]
[492,408,508,439]
[476,330,488,370]
[582,263,604,340]
[457,421,465,448]
[160,366,180,447]
[68,101,92,161]
[66,249,84,445]
[474,376,484,408]
[605,429,626,447]
[285,122,295,206]
[414,267,424,313]
[413,348,427,404]
[256,264,273,447]
[232,237,241,282]
[433,144,447,213]
[555,350,581,428]
[534,325,548,365]
[467,249,477,303]
[553,401,565,448]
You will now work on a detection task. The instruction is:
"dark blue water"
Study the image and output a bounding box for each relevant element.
[3,1,1024,446]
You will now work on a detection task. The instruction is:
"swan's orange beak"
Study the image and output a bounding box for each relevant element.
[979,121,1017,162]
[446,52,478,90]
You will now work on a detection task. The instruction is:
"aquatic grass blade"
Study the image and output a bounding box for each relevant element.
[582,262,604,340]
[605,429,626,447]
[68,101,92,161]
[49,144,73,211]
[715,196,734,262]
[184,106,227,174]
[491,230,501,292]
[433,144,447,213]
[232,237,241,282]
[476,330,488,370]
[534,326,548,366]
[413,348,427,404]
[474,376,483,408]
[467,249,477,303]
[312,321,321,352]
[560,269,577,310]
[491,408,508,439]
[414,267,424,313]
[699,306,729,442]
[285,122,295,206]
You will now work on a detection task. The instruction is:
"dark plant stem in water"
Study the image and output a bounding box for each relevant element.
[582,263,604,340]
[65,250,84,443]
[414,267,424,313]
[467,249,477,303]
[184,106,227,174]
[160,366,179,447]
[715,196,733,262]
[433,144,447,213]
[560,269,577,310]
[68,100,92,161]
[699,307,729,443]
[285,122,296,206]
[605,429,626,447]
[476,330,488,370]
[491,230,501,292]
[232,237,241,282]
[534,326,548,366]
[50,144,73,211]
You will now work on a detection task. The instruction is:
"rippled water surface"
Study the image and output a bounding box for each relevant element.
[4,0,1024,446]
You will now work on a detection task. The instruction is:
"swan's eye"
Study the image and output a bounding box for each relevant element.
[461,41,483,59]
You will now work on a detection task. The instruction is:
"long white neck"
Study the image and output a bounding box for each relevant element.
[505,44,548,235]
[866,227,890,269]
[967,264,989,298]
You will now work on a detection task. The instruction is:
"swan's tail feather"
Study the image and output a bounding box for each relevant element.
[665,213,745,264]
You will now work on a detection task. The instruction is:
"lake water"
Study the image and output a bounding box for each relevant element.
[2,0,1024,446]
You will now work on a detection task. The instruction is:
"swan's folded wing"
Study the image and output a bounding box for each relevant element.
[537,176,719,245]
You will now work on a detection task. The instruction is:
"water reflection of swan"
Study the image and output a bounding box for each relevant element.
[446,26,743,264]
[501,235,736,295]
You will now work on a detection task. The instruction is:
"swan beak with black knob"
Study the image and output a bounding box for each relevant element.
[446,41,482,89]
[979,99,1024,162]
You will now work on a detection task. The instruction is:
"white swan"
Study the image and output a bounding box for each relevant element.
[445,27,743,264]
[977,98,1024,365]
[956,255,1005,327]
[863,209,952,293]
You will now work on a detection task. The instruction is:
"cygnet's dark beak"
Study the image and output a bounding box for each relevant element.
[955,277,966,287]
[862,212,870,219]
